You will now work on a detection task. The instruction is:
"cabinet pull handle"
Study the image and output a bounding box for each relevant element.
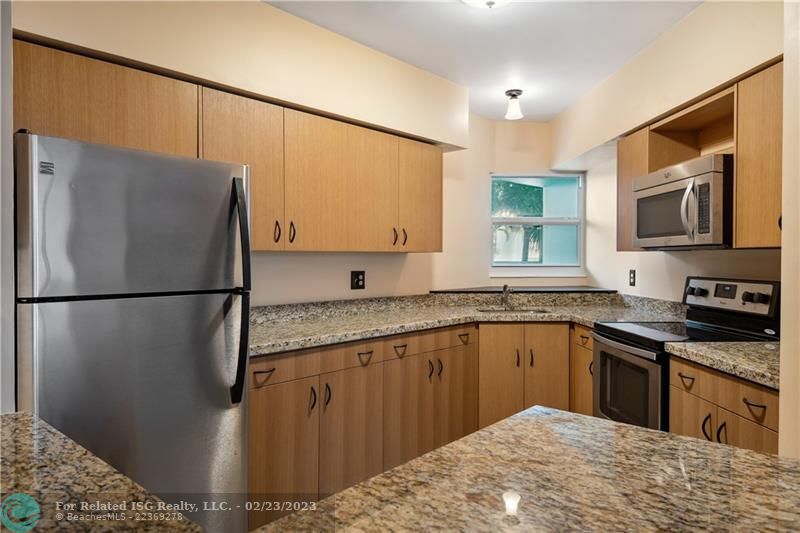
[458,333,470,344]
[289,221,296,243]
[428,360,434,380]
[273,220,282,243]
[701,413,712,441]
[529,349,534,367]
[516,349,520,367]
[716,421,727,444]
[324,383,332,408]
[779,215,782,230]
[357,350,374,366]
[393,227,398,246]
[677,372,695,388]
[402,228,408,246]
[253,368,276,382]
[580,335,590,345]
[588,361,594,376]
[437,358,443,377]
[742,397,768,415]
[309,386,317,413]
[394,344,408,357]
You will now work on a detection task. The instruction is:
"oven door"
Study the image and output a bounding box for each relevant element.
[593,333,663,430]
[633,172,725,249]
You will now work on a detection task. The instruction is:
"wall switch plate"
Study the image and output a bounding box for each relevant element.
[629,269,636,287]
[351,270,366,290]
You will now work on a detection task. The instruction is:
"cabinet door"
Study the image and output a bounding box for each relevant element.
[616,128,648,251]
[383,354,435,470]
[13,40,197,157]
[478,324,524,428]
[319,364,383,496]
[433,344,478,448]
[398,138,443,252]
[523,323,570,410]
[715,407,778,455]
[201,88,285,251]
[248,376,320,529]
[735,62,783,248]
[669,386,716,442]
[570,344,594,416]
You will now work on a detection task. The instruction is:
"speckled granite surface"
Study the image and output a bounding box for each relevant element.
[1,413,200,531]
[666,342,781,390]
[263,407,800,532]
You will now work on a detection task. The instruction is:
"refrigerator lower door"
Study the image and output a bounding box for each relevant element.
[15,133,248,299]
[18,293,247,533]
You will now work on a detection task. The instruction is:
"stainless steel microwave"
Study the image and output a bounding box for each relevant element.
[633,154,733,249]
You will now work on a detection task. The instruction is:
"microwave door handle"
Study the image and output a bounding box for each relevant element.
[680,178,695,239]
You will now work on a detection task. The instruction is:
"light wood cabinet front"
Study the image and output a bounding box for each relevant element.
[433,344,478,447]
[570,344,594,416]
[248,376,320,529]
[319,364,384,496]
[735,62,783,249]
[715,406,778,455]
[478,324,524,428]
[523,323,570,410]
[398,138,443,252]
[13,40,198,157]
[616,128,648,251]
[201,88,285,251]
[669,385,716,443]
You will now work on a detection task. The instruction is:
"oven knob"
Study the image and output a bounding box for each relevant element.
[686,286,696,296]
[753,292,770,304]
[742,291,755,303]
[693,287,708,297]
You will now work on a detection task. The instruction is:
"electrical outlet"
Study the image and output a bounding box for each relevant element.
[629,269,636,287]
[351,270,366,290]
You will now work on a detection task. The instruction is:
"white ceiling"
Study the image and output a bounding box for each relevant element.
[270,1,699,121]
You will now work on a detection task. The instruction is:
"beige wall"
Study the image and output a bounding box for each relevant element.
[11,1,469,148]
[493,121,552,175]
[551,2,784,168]
[585,158,781,302]
[779,3,800,458]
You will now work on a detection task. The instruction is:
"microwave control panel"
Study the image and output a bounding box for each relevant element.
[696,183,710,234]
[683,277,779,317]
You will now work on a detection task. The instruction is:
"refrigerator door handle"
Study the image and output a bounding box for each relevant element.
[232,176,251,291]
[230,291,250,404]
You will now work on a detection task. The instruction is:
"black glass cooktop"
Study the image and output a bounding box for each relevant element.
[594,320,767,351]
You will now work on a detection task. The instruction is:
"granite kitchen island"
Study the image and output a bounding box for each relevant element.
[263,407,800,532]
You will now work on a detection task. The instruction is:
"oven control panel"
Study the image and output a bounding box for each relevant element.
[683,277,779,317]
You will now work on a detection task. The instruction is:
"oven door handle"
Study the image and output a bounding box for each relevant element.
[591,333,659,361]
[680,178,695,240]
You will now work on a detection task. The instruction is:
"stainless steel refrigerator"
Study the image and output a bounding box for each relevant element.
[14,133,251,532]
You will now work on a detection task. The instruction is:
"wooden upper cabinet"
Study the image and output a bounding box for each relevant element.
[201,88,284,251]
[523,323,570,411]
[13,40,197,157]
[398,138,443,252]
[735,62,783,249]
[616,128,648,251]
[478,324,524,428]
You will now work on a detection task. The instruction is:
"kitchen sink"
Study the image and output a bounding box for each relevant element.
[476,307,551,313]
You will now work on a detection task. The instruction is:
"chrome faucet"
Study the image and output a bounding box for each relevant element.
[501,284,513,309]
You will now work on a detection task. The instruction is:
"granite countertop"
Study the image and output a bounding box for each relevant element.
[0,412,200,532]
[264,407,800,532]
[666,341,781,390]
[430,285,617,293]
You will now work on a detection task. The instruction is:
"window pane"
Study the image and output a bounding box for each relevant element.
[492,224,579,266]
[491,177,580,218]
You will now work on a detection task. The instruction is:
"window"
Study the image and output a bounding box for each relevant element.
[491,175,584,268]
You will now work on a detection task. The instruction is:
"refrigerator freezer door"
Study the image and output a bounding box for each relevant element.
[18,293,247,532]
[15,133,248,298]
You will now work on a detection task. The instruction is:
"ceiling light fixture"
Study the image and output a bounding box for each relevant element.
[505,89,523,120]
[462,0,512,9]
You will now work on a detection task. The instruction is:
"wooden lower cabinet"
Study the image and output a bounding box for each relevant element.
[570,344,594,416]
[433,344,478,448]
[478,324,524,428]
[319,364,384,497]
[523,323,570,410]
[715,406,778,455]
[248,376,320,529]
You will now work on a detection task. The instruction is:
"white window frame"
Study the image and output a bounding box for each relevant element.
[489,172,587,278]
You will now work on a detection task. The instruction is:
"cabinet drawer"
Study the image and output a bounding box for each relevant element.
[250,350,320,389]
[669,357,718,400]
[384,325,476,360]
[571,324,593,351]
[319,340,385,374]
[716,377,779,432]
